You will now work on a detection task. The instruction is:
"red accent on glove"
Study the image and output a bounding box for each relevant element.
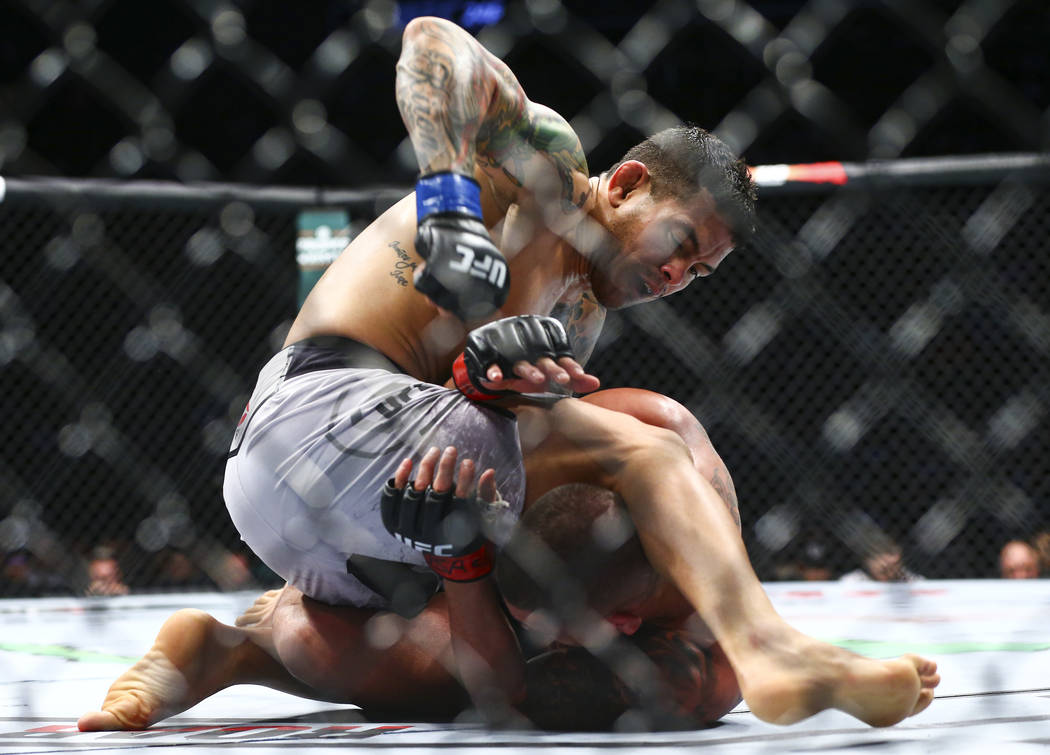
[452,353,501,401]
[424,544,493,582]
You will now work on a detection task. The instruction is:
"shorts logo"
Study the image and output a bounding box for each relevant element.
[326,383,452,459]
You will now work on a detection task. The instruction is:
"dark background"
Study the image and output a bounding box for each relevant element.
[1,0,1048,595]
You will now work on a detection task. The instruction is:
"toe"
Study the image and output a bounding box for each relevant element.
[77,710,123,732]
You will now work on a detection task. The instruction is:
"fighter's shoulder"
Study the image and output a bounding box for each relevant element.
[476,99,590,214]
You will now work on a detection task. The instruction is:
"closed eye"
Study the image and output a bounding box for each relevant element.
[690,262,715,279]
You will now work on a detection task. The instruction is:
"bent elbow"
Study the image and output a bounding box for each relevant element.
[401,15,457,48]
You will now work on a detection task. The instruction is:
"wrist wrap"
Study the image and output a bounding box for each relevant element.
[416,173,484,220]
[424,545,493,582]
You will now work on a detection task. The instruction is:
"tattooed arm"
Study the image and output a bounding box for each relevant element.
[552,290,607,368]
[397,17,589,215]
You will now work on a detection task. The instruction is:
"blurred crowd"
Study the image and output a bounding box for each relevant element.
[3,530,1049,597]
[770,530,1050,583]
[1,541,280,598]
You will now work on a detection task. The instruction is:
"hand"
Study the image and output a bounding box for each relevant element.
[382,446,499,581]
[413,173,510,322]
[453,315,601,401]
[477,355,600,396]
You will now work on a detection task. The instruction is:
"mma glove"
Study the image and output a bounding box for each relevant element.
[380,481,492,582]
[414,172,510,322]
[453,315,576,401]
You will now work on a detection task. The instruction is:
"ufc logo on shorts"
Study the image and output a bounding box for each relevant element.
[393,533,453,557]
[451,245,507,287]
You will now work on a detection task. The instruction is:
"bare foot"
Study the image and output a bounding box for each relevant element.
[235,588,284,628]
[736,629,940,727]
[78,609,249,730]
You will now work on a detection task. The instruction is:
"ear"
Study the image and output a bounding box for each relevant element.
[606,611,643,636]
[606,160,650,207]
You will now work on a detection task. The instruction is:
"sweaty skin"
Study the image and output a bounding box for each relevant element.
[76,390,743,731]
[78,391,939,731]
[286,18,732,390]
[80,17,938,732]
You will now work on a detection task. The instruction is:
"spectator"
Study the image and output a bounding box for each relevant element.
[999,539,1040,579]
[771,537,836,582]
[798,537,836,581]
[2,549,71,596]
[210,551,255,591]
[86,546,130,596]
[152,549,216,591]
[840,541,923,583]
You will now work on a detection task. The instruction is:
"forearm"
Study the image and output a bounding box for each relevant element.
[396,17,499,176]
[444,577,527,717]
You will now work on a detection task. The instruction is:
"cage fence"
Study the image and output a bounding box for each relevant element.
[2,0,1050,735]
[0,0,1047,619]
[2,152,1047,603]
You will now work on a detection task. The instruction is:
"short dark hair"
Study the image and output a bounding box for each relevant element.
[496,483,658,615]
[608,125,757,246]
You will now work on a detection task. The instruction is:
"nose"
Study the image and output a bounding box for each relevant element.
[660,259,689,288]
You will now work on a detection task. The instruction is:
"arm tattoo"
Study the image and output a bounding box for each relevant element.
[478,103,589,214]
[396,19,489,175]
[553,290,606,366]
[396,19,588,215]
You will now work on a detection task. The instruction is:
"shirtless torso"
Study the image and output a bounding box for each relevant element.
[286,177,596,384]
[79,16,940,733]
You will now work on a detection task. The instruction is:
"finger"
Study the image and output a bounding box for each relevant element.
[507,359,543,384]
[571,373,601,394]
[557,356,587,378]
[477,468,498,503]
[483,364,504,383]
[455,458,476,498]
[558,357,601,393]
[415,446,441,490]
[432,446,458,493]
[393,458,413,489]
[535,356,570,384]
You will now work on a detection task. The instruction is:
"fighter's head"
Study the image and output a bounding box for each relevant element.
[496,483,677,644]
[585,126,756,309]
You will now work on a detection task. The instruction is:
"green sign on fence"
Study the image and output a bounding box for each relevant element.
[296,209,350,306]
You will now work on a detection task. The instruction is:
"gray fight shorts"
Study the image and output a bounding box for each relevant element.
[224,337,525,609]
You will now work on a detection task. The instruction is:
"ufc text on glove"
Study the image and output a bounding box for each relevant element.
[413,172,510,322]
[380,481,493,582]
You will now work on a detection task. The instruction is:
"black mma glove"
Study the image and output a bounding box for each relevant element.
[452,315,576,401]
[380,480,492,582]
[414,172,510,322]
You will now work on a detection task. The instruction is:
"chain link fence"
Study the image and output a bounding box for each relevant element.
[2,0,1049,599]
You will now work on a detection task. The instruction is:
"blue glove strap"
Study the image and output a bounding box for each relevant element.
[416,173,483,220]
